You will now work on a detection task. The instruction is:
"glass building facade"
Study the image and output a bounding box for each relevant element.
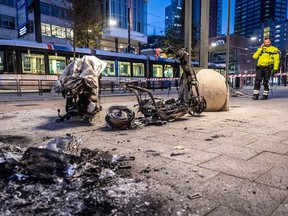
[102,0,147,35]
[234,0,288,37]
[0,0,147,51]
[165,0,223,39]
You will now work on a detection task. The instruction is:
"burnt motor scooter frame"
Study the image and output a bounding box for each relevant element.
[125,83,189,125]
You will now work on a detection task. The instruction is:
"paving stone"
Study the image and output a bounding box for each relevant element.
[147,180,220,215]
[281,138,288,145]
[169,139,221,151]
[243,132,288,144]
[143,131,186,145]
[218,133,259,147]
[206,205,249,216]
[199,173,288,216]
[255,165,288,190]
[205,143,261,160]
[271,197,288,216]
[246,141,288,154]
[248,151,288,166]
[199,155,273,180]
[162,148,220,165]
[160,126,212,140]
[147,160,219,191]
[219,117,252,129]
[85,131,153,148]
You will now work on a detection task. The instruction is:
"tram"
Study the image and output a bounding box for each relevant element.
[0,39,225,91]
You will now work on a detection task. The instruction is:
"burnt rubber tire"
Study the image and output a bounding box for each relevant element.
[105,106,135,129]
[188,96,207,116]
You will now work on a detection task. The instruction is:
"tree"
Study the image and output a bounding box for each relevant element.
[65,0,104,55]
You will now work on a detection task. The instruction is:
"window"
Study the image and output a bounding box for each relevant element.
[152,64,163,77]
[118,61,131,76]
[51,25,66,38]
[21,52,45,74]
[0,14,15,29]
[51,5,61,18]
[40,2,66,19]
[133,62,144,77]
[48,55,66,75]
[66,28,73,39]
[0,0,15,6]
[164,64,173,77]
[41,23,51,36]
[102,60,115,76]
[40,2,50,15]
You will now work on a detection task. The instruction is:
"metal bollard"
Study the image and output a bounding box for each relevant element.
[111,81,114,93]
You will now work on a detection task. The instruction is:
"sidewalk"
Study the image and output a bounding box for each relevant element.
[1,86,288,215]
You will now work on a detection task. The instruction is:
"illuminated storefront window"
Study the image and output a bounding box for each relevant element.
[41,23,51,36]
[51,25,66,38]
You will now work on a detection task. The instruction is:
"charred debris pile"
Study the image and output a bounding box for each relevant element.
[0,134,162,215]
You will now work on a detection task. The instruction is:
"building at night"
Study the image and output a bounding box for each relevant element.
[234,0,287,37]
[0,0,148,52]
[165,0,223,39]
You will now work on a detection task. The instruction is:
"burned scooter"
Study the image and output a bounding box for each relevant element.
[105,47,207,129]
[53,55,107,122]
[167,46,207,116]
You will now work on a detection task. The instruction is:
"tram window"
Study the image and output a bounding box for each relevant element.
[102,60,115,76]
[21,53,45,74]
[48,55,66,75]
[152,64,162,77]
[118,61,131,76]
[164,64,173,77]
[133,62,144,77]
[68,55,82,62]
[0,51,4,72]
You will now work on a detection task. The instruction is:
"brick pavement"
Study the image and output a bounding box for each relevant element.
[1,86,288,215]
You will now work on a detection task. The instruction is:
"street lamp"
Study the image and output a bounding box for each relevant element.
[109,19,117,26]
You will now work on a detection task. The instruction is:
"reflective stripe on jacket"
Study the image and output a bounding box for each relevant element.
[253,45,280,70]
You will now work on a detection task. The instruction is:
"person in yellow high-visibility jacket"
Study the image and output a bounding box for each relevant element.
[252,37,280,100]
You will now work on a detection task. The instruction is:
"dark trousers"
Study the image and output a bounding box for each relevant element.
[254,65,272,92]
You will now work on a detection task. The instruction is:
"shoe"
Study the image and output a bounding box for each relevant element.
[252,94,259,100]
[259,95,268,100]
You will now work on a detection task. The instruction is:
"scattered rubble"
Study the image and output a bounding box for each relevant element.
[231,91,248,97]
[0,134,165,215]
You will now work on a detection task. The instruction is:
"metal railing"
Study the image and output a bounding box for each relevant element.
[0,79,180,96]
[0,79,55,96]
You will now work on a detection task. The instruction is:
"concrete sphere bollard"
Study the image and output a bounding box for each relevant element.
[196,69,227,111]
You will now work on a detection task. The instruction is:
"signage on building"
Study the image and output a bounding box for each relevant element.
[215,39,226,45]
[17,0,29,37]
